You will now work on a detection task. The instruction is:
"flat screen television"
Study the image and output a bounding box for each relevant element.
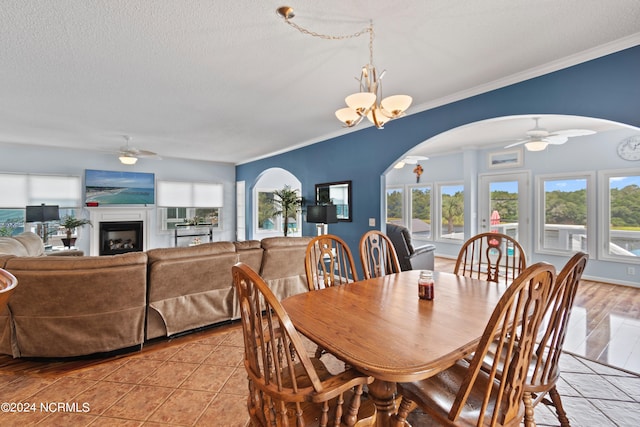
[85,169,155,205]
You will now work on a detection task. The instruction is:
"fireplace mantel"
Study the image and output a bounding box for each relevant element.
[87,207,153,256]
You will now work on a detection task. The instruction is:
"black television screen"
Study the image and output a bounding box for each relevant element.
[85,169,155,205]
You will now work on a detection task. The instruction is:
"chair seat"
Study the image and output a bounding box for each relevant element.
[399,359,524,427]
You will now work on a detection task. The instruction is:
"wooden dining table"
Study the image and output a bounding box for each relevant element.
[281,269,508,427]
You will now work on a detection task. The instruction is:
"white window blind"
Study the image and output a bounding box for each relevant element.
[0,174,28,207]
[0,173,81,207]
[30,175,81,205]
[157,181,223,207]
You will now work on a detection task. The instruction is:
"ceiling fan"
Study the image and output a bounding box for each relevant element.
[394,155,428,169]
[504,117,596,151]
[117,136,160,165]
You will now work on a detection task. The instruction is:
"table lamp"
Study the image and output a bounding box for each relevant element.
[25,204,60,246]
[307,205,338,236]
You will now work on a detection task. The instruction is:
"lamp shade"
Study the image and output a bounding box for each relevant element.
[119,155,138,165]
[366,108,389,127]
[525,140,549,151]
[307,205,338,224]
[25,204,60,222]
[345,92,376,112]
[335,108,361,126]
[381,95,412,117]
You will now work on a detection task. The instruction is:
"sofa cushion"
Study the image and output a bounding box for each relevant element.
[13,232,45,256]
[0,238,28,257]
[260,236,312,300]
[234,240,263,273]
[234,240,261,250]
[146,242,239,338]
[146,241,236,263]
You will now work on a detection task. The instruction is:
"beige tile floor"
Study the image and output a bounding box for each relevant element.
[0,321,638,426]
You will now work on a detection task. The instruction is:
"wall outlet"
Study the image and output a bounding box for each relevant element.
[369,218,376,227]
[627,267,636,276]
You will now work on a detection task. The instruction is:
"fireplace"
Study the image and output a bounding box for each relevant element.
[99,221,143,255]
[88,207,151,256]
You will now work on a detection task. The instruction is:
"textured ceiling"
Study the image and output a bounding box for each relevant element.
[1,1,639,164]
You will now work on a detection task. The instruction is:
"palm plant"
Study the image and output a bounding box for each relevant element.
[272,186,302,236]
[61,215,92,240]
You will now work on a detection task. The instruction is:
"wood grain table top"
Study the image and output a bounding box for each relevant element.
[282,270,507,382]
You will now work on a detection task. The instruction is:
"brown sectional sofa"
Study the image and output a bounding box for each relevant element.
[0,232,313,358]
[0,252,148,358]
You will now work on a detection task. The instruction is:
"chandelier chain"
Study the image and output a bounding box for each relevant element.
[277,7,411,129]
[283,18,375,64]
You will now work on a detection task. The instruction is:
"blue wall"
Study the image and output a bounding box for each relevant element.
[237,45,640,272]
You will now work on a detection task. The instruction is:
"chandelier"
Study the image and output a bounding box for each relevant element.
[277,7,412,129]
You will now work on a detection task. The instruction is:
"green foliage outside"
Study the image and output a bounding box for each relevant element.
[611,184,640,228]
[258,191,276,230]
[387,183,640,233]
[442,191,464,233]
[0,216,22,236]
[386,189,403,222]
[490,191,519,223]
[412,187,431,224]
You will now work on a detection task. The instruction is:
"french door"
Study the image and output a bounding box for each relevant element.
[478,172,530,254]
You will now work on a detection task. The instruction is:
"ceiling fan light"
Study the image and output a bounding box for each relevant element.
[345,92,376,113]
[525,140,549,152]
[335,108,361,127]
[119,155,138,165]
[381,95,412,117]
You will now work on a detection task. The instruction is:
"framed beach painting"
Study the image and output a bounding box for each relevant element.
[488,148,523,169]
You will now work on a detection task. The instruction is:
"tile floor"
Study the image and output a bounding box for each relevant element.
[0,321,638,426]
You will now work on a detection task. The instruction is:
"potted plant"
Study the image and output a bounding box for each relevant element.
[61,215,92,248]
[273,186,302,237]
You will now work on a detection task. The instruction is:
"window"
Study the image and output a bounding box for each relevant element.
[599,171,640,261]
[410,185,431,241]
[156,181,224,231]
[257,190,277,231]
[0,209,25,236]
[537,174,594,255]
[386,187,404,226]
[0,173,81,237]
[438,183,464,241]
[159,207,221,231]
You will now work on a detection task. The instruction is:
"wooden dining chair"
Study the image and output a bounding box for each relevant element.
[305,234,359,291]
[454,232,526,285]
[359,230,401,279]
[394,262,555,427]
[232,262,376,427]
[0,268,18,312]
[521,251,588,427]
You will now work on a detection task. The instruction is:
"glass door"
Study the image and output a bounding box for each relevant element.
[478,172,530,253]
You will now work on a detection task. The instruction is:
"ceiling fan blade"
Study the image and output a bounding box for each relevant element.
[552,129,596,137]
[135,149,158,157]
[504,139,528,149]
[545,136,569,145]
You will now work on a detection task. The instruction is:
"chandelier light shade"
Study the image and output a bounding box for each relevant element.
[277,6,412,130]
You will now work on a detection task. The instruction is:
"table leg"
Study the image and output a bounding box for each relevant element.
[367,379,401,427]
